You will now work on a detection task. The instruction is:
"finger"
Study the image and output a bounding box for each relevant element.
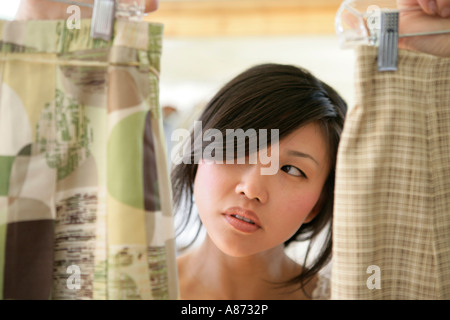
[436,0,450,17]
[416,0,450,16]
[145,0,159,13]
[342,11,361,31]
[415,0,435,14]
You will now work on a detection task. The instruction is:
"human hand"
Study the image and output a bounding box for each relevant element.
[15,0,158,20]
[397,0,450,57]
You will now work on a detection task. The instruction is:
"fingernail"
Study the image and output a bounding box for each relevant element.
[441,7,450,18]
[428,0,437,14]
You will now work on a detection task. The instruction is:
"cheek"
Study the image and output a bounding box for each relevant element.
[194,163,214,192]
[274,190,320,233]
[193,163,213,210]
[193,162,229,214]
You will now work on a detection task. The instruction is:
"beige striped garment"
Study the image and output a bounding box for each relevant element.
[332,45,450,299]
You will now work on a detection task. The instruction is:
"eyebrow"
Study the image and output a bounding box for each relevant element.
[286,150,320,166]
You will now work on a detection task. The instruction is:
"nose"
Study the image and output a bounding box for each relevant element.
[234,165,269,204]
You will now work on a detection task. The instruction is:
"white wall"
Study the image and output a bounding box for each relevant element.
[0,1,21,20]
[160,35,356,125]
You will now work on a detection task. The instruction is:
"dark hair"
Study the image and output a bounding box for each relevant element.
[171,63,347,293]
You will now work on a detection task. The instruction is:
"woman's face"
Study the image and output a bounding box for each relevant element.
[193,122,331,257]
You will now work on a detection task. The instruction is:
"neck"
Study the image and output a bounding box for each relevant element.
[179,235,302,300]
[15,0,94,20]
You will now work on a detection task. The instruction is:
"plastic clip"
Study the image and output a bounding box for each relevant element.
[48,0,146,41]
[90,0,116,41]
[377,11,398,71]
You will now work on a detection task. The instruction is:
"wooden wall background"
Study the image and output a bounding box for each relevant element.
[145,0,343,37]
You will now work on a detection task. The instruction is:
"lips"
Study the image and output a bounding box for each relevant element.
[223,207,261,233]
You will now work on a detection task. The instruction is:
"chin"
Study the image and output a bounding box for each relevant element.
[216,241,264,258]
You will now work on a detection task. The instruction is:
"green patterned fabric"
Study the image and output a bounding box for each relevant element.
[0,19,179,300]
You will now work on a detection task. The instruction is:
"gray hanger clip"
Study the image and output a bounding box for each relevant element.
[377,10,450,72]
[48,0,145,41]
[91,0,116,41]
[377,11,398,71]
[335,0,450,72]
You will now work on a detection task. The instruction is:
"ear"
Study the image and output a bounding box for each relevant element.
[304,190,327,223]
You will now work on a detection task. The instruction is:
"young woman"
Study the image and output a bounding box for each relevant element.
[172,63,347,299]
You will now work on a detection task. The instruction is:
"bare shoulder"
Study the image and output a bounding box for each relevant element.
[176,250,192,288]
[176,250,205,300]
[176,250,190,271]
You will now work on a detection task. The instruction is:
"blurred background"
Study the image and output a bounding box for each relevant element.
[0,2,21,20]
[147,0,355,130]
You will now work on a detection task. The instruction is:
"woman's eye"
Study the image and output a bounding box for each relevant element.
[281,165,307,178]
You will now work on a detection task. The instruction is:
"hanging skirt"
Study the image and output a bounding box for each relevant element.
[332,46,450,299]
[0,19,178,300]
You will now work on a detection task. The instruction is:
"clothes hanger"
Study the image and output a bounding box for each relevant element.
[335,0,450,71]
[47,0,146,40]
[1,0,159,75]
